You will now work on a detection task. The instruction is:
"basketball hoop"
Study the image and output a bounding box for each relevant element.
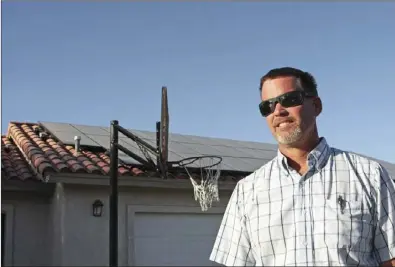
[169,155,222,211]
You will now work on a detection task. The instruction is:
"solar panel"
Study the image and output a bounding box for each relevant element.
[166,151,184,162]
[221,156,258,172]
[127,130,154,140]
[168,133,195,143]
[37,121,395,178]
[246,158,269,170]
[181,134,237,146]
[230,139,278,150]
[38,121,280,172]
[72,124,110,135]
[39,121,75,132]
[50,131,96,146]
[211,145,254,158]
[177,142,225,156]
[86,135,110,148]
[166,141,195,155]
[118,153,141,165]
[118,139,151,164]
[234,147,277,160]
[36,122,269,173]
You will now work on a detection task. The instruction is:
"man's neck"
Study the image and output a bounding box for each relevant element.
[279,135,321,175]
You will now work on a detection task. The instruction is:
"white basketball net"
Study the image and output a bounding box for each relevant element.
[182,157,221,212]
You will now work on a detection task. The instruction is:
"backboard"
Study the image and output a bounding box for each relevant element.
[159,86,169,176]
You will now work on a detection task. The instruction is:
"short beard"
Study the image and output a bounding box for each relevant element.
[275,126,303,145]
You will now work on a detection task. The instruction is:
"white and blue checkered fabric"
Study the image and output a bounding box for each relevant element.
[210,138,395,266]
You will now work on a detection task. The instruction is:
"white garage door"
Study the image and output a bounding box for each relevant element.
[131,212,223,266]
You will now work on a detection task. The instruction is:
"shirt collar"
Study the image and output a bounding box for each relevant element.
[277,137,331,173]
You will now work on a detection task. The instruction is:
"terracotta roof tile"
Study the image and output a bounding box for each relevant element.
[1,136,37,181]
[2,121,243,183]
[4,122,151,180]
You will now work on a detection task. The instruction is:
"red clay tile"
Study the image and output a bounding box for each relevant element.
[8,124,57,177]
[131,167,144,176]
[1,136,36,181]
[2,122,154,180]
[119,167,130,175]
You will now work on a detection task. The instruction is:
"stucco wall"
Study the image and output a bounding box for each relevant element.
[2,191,52,266]
[60,183,233,266]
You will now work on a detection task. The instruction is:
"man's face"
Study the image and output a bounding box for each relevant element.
[260,76,319,146]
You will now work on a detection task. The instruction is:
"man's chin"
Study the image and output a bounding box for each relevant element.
[276,137,298,146]
[275,131,303,146]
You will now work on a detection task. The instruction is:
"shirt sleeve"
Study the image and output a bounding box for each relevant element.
[209,182,255,266]
[373,164,395,263]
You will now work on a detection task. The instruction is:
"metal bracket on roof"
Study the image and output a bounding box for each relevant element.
[109,123,159,170]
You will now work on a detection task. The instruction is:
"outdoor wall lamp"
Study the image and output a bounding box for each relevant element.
[92,199,104,217]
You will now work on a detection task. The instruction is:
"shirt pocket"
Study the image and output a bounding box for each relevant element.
[324,197,374,252]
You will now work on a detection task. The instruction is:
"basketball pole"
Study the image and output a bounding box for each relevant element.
[109,119,158,267]
[108,87,168,266]
[109,120,119,267]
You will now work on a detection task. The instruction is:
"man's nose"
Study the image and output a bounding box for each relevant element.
[272,102,287,116]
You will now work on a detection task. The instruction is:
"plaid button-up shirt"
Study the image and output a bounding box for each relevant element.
[210,138,395,266]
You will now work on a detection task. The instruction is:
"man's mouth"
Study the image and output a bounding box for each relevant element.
[277,121,293,129]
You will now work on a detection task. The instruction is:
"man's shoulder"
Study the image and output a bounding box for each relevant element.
[330,146,382,170]
[328,146,395,184]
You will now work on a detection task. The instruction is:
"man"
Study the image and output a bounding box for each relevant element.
[209,67,395,266]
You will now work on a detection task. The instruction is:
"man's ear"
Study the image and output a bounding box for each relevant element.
[314,97,322,117]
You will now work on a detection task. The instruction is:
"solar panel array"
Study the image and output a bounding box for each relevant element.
[39,121,278,173]
[38,121,395,177]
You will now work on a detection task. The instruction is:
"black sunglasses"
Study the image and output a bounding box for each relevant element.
[259,91,314,117]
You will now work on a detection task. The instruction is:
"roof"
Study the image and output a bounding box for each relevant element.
[2,121,394,184]
[38,120,279,173]
[1,122,243,182]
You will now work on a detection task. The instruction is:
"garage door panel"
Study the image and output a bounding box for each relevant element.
[133,236,218,266]
[133,212,221,237]
[130,212,223,266]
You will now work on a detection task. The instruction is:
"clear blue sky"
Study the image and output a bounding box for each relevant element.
[2,2,395,163]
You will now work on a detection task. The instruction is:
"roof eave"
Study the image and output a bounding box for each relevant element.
[47,172,237,191]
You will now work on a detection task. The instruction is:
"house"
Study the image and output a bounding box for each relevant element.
[2,121,395,266]
[1,121,250,267]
